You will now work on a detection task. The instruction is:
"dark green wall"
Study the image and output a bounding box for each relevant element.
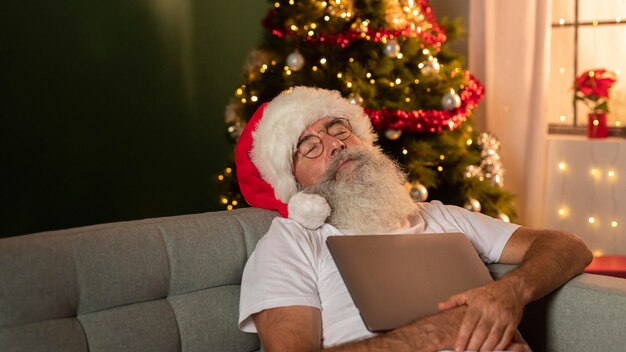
[1,0,269,237]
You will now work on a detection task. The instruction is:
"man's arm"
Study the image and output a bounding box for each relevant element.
[438,226,593,351]
[254,305,466,352]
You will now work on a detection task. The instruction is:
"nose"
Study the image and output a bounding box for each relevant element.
[320,133,347,157]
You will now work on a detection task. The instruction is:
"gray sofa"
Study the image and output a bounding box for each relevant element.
[1,207,625,352]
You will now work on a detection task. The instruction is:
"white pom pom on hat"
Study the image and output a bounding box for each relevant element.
[235,86,377,229]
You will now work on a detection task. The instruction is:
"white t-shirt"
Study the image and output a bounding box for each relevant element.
[238,200,520,348]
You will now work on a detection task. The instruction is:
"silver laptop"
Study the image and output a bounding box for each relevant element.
[326,233,493,332]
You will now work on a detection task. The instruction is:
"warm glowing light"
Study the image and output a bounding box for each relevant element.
[397,53,404,59]
[608,170,616,177]
[289,0,294,4]
[559,115,566,122]
[346,82,352,88]
[218,175,224,181]
[221,198,228,204]
[312,66,318,71]
[466,139,473,146]
[366,72,372,78]
[236,88,243,95]
[559,67,565,74]
[611,221,618,228]
[290,25,298,31]
[414,79,420,84]
[320,58,327,64]
[285,70,292,75]
[593,119,599,126]
[592,20,598,26]
[337,73,343,78]
[225,168,232,174]
[439,154,445,160]
[558,208,566,216]
[311,23,317,29]
[369,79,375,84]
[402,148,408,155]
[558,18,565,25]
[558,162,567,170]
[617,17,622,23]
[349,57,354,62]
[590,168,599,176]
[241,98,247,103]
[308,30,314,36]
[251,96,258,102]
[405,97,411,103]
[437,166,443,172]
[395,78,402,84]
[593,250,603,257]
[616,121,622,127]
[274,2,280,8]
[324,15,330,21]
[422,49,430,55]
[227,205,233,210]
[588,217,596,224]
[232,200,238,206]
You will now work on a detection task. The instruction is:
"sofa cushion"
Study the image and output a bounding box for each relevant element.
[170,285,259,352]
[0,207,277,352]
[79,299,180,352]
[0,318,86,352]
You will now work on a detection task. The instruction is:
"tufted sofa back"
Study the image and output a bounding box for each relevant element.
[0,207,277,352]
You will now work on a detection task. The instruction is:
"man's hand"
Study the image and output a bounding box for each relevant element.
[436,226,591,352]
[438,278,526,352]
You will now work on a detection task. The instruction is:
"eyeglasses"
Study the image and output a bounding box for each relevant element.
[294,118,353,159]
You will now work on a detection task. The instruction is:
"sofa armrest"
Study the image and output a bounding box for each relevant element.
[487,264,626,352]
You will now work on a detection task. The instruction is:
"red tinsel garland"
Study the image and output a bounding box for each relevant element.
[269,23,445,49]
[365,73,484,134]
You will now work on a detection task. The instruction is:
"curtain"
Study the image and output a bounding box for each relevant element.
[469,0,552,227]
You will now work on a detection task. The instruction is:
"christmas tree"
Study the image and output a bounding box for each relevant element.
[219,0,516,221]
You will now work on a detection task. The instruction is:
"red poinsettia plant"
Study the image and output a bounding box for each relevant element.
[574,68,617,114]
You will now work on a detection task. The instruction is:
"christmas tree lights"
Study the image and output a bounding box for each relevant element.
[219,0,516,220]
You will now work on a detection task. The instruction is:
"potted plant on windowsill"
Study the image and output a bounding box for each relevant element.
[574,68,617,138]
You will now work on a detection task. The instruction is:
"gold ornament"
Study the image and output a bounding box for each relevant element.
[464,197,482,212]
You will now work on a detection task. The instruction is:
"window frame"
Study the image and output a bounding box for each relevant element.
[548,0,626,137]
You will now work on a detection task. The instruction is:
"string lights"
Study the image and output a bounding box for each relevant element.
[547,139,624,256]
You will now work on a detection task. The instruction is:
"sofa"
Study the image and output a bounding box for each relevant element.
[1,207,625,352]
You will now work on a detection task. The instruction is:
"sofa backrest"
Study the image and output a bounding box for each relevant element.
[0,207,278,352]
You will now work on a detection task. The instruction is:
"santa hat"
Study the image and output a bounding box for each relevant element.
[235,86,377,229]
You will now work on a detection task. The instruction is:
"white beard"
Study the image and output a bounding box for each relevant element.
[309,147,418,233]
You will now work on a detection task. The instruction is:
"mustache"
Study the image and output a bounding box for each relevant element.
[319,148,372,183]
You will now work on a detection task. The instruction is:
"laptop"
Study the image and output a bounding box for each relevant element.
[326,232,493,332]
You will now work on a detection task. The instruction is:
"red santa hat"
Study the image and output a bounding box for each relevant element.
[235,86,377,229]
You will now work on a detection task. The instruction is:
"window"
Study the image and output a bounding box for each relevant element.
[548,0,626,136]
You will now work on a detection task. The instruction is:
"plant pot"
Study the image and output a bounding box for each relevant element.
[588,113,608,138]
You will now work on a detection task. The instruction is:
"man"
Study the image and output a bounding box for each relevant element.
[235,86,592,351]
